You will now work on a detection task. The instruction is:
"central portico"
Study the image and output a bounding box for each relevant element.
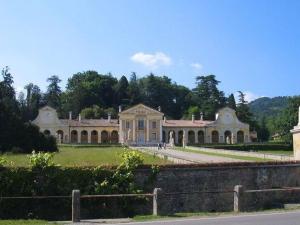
[119,104,164,144]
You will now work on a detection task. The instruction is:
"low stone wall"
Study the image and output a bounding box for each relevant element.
[135,162,300,214]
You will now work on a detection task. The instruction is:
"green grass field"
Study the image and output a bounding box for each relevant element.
[0,220,57,225]
[1,146,171,167]
[176,147,270,162]
[255,150,293,155]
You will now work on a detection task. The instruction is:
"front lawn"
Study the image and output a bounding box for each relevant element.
[1,145,171,167]
[0,220,57,225]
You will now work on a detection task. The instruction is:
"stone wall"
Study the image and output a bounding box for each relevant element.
[135,163,300,214]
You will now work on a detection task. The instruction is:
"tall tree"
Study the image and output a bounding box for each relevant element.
[192,75,225,120]
[127,72,142,105]
[45,75,62,109]
[227,93,237,110]
[236,91,257,130]
[114,75,129,106]
[24,83,43,120]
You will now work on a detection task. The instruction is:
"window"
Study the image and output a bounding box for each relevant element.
[125,121,130,129]
[152,121,156,129]
[138,120,144,130]
[151,132,157,141]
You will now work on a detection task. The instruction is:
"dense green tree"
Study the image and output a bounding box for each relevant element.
[227,93,237,110]
[45,75,62,109]
[127,72,142,105]
[192,75,226,120]
[23,83,43,120]
[273,96,300,142]
[257,116,270,141]
[114,75,129,106]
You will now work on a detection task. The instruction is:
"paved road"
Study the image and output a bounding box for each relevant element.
[69,210,300,225]
[136,146,246,163]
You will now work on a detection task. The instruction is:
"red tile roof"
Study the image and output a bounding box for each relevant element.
[60,119,119,127]
[162,120,213,128]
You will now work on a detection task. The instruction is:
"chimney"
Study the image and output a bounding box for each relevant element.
[78,114,81,122]
[69,111,72,120]
[108,113,111,123]
[119,105,122,113]
[158,106,161,112]
[200,112,203,121]
[192,114,195,122]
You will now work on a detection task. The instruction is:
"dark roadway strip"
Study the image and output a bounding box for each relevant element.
[108,210,300,225]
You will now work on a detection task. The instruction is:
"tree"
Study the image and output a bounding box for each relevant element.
[24,83,43,120]
[257,116,270,141]
[114,75,129,106]
[192,75,225,120]
[45,75,62,109]
[273,96,300,143]
[127,72,142,105]
[236,91,257,130]
[227,93,237,110]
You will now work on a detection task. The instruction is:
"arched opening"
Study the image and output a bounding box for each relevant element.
[111,130,119,143]
[71,130,78,143]
[44,130,50,136]
[56,130,64,143]
[162,131,166,143]
[237,131,244,143]
[198,130,204,144]
[178,130,184,145]
[81,130,88,143]
[224,130,232,144]
[168,130,176,144]
[212,130,219,144]
[91,130,98,144]
[188,130,195,144]
[101,130,109,143]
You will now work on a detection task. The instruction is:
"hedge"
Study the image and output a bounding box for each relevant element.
[0,166,152,220]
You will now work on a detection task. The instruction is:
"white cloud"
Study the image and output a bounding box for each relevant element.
[190,63,203,70]
[234,91,265,103]
[130,52,172,68]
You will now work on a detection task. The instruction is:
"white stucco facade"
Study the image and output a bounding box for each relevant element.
[33,104,251,145]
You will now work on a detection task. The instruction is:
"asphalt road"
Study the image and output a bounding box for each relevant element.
[107,210,300,225]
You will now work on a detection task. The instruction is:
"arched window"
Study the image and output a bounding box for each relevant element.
[71,130,78,143]
[56,130,64,143]
[81,130,88,143]
[162,131,166,143]
[111,130,119,143]
[237,131,244,143]
[224,130,232,144]
[212,131,219,144]
[101,130,109,143]
[198,130,204,144]
[178,130,184,145]
[91,130,98,144]
[168,130,176,144]
[188,130,195,144]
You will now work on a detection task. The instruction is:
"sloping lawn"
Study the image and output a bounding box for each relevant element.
[1,146,171,167]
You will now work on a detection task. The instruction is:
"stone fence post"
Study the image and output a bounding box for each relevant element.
[234,185,244,212]
[153,188,163,216]
[72,190,80,222]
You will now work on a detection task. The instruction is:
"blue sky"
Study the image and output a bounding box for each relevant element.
[0,0,299,102]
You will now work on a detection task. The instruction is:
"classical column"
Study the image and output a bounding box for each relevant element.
[146,119,150,142]
[98,130,102,143]
[119,119,123,143]
[77,130,81,144]
[133,119,136,143]
[195,130,198,143]
[88,131,91,144]
[159,120,163,142]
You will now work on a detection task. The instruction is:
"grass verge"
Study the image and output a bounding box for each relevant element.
[176,147,271,162]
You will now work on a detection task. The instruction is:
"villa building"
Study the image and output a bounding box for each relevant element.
[33,103,251,145]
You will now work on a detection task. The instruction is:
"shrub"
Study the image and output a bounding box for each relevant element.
[28,151,56,170]
[0,156,6,167]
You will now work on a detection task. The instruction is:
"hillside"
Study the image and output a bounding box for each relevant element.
[249,96,289,121]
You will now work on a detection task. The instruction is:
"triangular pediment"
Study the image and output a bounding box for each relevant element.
[119,104,164,116]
